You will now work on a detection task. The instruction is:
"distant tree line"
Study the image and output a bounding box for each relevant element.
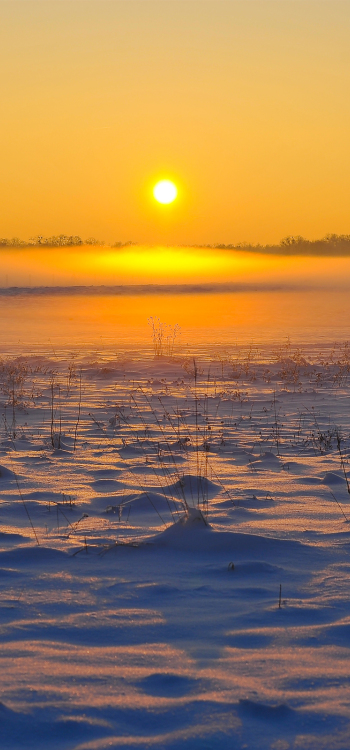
[2,233,350,255]
[195,234,350,256]
[0,235,136,248]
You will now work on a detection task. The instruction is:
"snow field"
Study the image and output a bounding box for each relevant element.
[1,343,350,749]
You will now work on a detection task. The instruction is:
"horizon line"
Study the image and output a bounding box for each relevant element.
[0,282,348,296]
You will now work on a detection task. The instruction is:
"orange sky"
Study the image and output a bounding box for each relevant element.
[1,1,350,246]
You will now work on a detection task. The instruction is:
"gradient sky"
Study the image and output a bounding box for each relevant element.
[1,1,350,246]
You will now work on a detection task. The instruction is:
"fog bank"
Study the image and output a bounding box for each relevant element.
[1,246,350,289]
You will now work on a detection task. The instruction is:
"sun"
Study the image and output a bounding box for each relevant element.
[153,180,178,205]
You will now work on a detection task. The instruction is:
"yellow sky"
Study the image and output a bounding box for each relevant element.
[1,1,350,246]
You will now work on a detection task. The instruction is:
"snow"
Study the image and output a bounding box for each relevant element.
[1,338,350,748]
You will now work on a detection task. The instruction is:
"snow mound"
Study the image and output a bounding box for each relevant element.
[257,451,280,462]
[0,531,28,544]
[137,672,201,697]
[238,699,294,721]
[153,516,307,557]
[162,474,221,501]
[152,507,212,549]
[0,438,35,452]
[157,438,191,453]
[249,452,282,471]
[294,476,322,485]
[236,494,275,509]
[323,472,347,486]
[113,492,184,517]
[90,478,129,492]
[211,444,254,461]
[155,453,187,464]
[0,465,15,480]
[283,461,311,475]
[88,468,122,479]
[23,490,64,501]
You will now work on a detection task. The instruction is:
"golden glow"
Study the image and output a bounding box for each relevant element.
[3,289,350,353]
[153,180,178,205]
[2,246,350,288]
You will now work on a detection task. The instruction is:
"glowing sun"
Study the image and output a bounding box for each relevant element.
[153,180,178,204]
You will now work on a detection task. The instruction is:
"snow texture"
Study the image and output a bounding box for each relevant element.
[1,341,350,749]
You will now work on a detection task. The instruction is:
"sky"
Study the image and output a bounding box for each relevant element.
[1,1,350,246]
